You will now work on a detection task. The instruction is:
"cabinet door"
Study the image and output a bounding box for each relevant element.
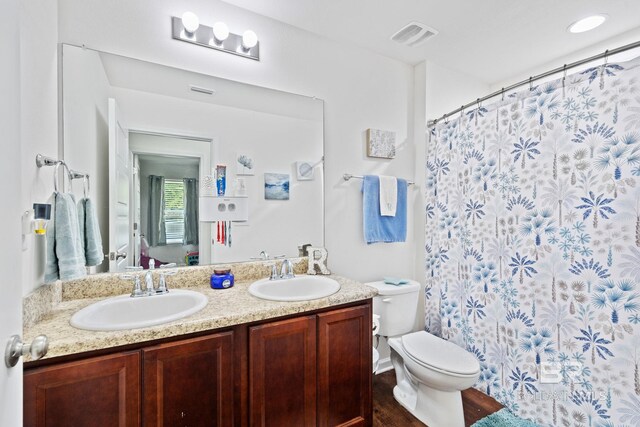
[317,305,372,427]
[249,316,316,427]
[143,332,234,427]
[24,351,141,427]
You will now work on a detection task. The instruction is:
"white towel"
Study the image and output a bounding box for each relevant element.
[379,175,397,217]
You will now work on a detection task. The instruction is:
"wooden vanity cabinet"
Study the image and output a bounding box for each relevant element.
[23,351,141,427]
[24,300,372,427]
[248,304,372,427]
[143,332,235,427]
[317,305,372,427]
[249,315,317,427]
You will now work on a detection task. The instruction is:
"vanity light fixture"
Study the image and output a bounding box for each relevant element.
[172,15,260,61]
[568,14,607,33]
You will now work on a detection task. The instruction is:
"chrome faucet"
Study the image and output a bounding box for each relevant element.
[121,262,176,297]
[267,259,295,280]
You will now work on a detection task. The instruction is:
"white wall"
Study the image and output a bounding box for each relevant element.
[20,0,59,295]
[57,0,416,283]
[376,60,488,373]
[0,0,24,422]
[62,45,110,273]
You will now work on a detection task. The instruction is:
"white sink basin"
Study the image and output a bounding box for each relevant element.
[70,289,208,331]
[248,275,341,301]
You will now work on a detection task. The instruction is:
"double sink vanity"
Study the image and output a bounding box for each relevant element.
[22,258,377,426]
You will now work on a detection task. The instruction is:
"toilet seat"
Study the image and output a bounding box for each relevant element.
[401,331,480,377]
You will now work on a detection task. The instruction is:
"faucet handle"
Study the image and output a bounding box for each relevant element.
[269,263,279,280]
[120,266,143,280]
[120,274,144,298]
[157,264,177,294]
[251,251,271,261]
[159,263,177,269]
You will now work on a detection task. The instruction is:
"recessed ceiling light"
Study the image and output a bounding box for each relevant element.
[568,15,607,33]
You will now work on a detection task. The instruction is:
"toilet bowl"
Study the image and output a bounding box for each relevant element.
[367,280,480,427]
[388,332,480,427]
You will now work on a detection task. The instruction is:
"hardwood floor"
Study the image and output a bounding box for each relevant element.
[373,370,504,427]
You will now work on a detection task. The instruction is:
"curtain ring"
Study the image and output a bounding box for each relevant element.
[476,98,481,109]
[460,105,465,118]
[501,88,505,101]
[529,77,533,91]
[604,49,609,66]
[443,114,449,125]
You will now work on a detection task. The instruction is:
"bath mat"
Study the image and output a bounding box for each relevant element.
[471,409,540,427]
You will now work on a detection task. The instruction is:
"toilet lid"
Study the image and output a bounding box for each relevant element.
[401,331,480,376]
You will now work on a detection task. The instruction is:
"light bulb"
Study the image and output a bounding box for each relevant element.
[568,15,607,33]
[212,22,229,42]
[182,11,200,34]
[242,30,258,49]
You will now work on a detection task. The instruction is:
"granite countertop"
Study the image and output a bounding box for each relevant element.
[23,274,377,361]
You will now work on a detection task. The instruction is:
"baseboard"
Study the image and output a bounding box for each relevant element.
[375,357,393,374]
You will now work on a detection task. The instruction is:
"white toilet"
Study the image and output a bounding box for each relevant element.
[367,280,480,427]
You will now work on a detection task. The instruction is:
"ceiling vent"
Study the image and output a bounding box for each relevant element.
[390,22,438,47]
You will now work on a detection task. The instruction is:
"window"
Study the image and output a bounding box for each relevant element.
[163,179,185,244]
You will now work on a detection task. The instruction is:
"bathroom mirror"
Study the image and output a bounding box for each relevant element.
[61,43,324,273]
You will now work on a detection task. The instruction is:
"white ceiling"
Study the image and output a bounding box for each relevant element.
[222,0,640,85]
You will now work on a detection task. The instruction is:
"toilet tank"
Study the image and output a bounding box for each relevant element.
[366,280,421,337]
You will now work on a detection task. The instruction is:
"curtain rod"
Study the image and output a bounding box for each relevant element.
[427,40,640,127]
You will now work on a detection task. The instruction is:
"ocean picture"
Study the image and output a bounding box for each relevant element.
[264,173,290,200]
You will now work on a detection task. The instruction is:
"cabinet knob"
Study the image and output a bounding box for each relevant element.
[4,334,49,367]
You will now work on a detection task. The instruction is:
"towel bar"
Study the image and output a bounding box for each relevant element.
[36,154,90,196]
[343,173,415,186]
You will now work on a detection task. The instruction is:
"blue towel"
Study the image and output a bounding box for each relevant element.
[362,175,407,244]
[45,193,87,283]
[78,198,104,267]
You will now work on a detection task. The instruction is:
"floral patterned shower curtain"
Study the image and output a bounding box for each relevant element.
[425,55,640,426]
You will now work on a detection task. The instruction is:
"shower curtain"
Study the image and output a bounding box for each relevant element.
[425,55,640,426]
[183,177,199,245]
